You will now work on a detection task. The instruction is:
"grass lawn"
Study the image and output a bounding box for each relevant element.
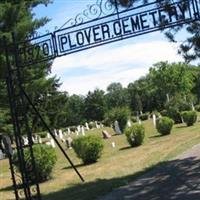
[1,118,200,200]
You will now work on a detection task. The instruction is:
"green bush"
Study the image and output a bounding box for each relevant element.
[13,144,57,183]
[181,111,197,126]
[165,95,192,123]
[88,122,96,129]
[125,124,145,147]
[139,113,149,121]
[131,116,137,123]
[38,131,47,138]
[72,135,104,164]
[104,107,131,132]
[156,117,174,135]
[160,110,168,117]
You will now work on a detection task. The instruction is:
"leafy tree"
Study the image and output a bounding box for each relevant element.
[106,82,129,109]
[0,1,56,136]
[149,62,195,109]
[65,94,85,126]
[84,89,106,121]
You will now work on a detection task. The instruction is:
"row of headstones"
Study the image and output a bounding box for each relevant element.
[114,114,159,135]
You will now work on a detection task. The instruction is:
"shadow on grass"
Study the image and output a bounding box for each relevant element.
[62,163,85,170]
[149,134,163,138]
[41,156,200,200]
[119,146,132,151]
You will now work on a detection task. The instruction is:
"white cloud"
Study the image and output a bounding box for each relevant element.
[51,39,184,95]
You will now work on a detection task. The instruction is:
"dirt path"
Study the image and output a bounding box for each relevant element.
[98,144,200,200]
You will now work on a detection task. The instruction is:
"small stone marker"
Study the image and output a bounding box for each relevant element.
[102,130,111,139]
[47,133,50,138]
[111,142,116,148]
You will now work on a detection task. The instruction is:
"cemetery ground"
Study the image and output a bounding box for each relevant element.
[1,117,200,200]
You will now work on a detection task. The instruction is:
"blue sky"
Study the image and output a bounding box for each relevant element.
[34,0,186,95]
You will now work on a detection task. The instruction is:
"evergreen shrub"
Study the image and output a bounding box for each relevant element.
[156,117,174,135]
[181,111,197,126]
[72,135,104,164]
[125,124,145,147]
[13,144,57,183]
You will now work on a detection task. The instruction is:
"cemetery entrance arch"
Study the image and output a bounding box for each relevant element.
[3,0,200,199]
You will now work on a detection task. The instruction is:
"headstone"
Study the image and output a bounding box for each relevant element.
[50,139,56,148]
[102,130,111,139]
[76,130,79,136]
[127,120,132,127]
[81,126,85,136]
[47,133,50,138]
[95,121,100,128]
[111,142,116,148]
[66,137,73,149]
[38,136,42,144]
[100,123,104,128]
[0,149,4,160]
[114,121,122,134]
[23,136,29,145]
[85,122,89,130]
[192,103,195,111]
[54,129,58,137]
[166,93,170,102]
[138,119,142,125]
[59,130,63,139]
[153,114,156,127]
[67,128,71,135]
[77,125,81,133]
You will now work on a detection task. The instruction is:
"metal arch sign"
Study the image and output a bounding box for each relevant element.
[18,0,200,66]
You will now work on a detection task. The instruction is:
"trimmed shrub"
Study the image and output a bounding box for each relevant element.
[160,110,168,117]
[181,111,197,126]
[88,122,96,129]
[195,104,200,112]
[131,116,137,123]
[13,144,57,183]
[104,107,131,132]
[72,135,104,164]
[156,117,174,135]
[70,126,76,132]
[125,124,145,147]
[139,113,149,121]
[165,95,192,123]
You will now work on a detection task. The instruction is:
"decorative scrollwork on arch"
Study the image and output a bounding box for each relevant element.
[62,0,117,28]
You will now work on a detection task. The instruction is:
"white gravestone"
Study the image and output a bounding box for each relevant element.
[23,136,29,145]
[85,122,89,130]
[153,114,156,128]
[50,139,56,148]
[47,133,50,139]
[67,128,71,135]
[59,130,63,139]
[38,136,42,144]
[127,120,132,127]
[114,121,122,134]
[81,126,85,136]
[54,129,58,137]
[77,126,81,133]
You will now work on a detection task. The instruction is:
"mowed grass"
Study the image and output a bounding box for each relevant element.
[1,118,200,200]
